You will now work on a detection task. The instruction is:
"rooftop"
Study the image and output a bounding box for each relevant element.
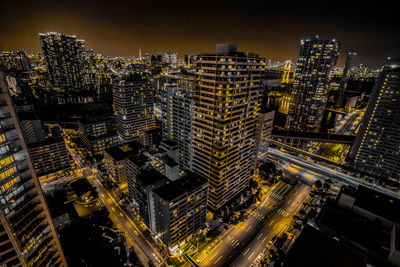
[78,116,113,125]
[86,130,118,141]
[17,110,38,121]
[126,154,150,168]
[341,185,400,225]
[199,43,261,58]
[154,171,208,202]
[160,139,178,148]
[114,72,148,84]
[104,141,141,161]
[136,168,168,187]
[164,156,178,167]
[318,199,392,261]
[28,137,65,149]
[283,226,366,267]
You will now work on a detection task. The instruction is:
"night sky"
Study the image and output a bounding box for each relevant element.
[1,0,399,69]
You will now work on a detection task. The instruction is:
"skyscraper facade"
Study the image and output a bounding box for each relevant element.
[39,32,88,92]
[191,44,265,210]
[113,73,156,143]
[162,86,193,171]
[350,58,400,184]
[286,36,340,132]
[0,71,66,266]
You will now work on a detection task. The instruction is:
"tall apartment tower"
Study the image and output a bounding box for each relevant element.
[350,58,400,184]
[39,32,88,92]
[337,52,357,107]
[162,86,193,171]
[0,71,66,266]
[113,73,156,143]
[286,36,340,132]
[192,44,265,210]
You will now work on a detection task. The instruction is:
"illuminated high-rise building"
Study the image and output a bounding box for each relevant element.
[0,51,31,72]
[0,71,66,266]
[337,52,357,106]
[191,44,265,210]
[113,73,156,143]
[286,36,340,132]
[162,86,193,171]
[350,58,400,184]
[39,32,88,92]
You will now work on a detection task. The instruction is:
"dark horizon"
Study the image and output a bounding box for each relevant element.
[1,0,399,69]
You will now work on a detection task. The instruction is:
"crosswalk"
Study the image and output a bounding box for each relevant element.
[225,235,240,247]
[250,210,265,221]
[269,183,291,200]
[276,208,289,217]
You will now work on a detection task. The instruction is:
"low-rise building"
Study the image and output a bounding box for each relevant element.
[103,141,142,184]
[78,118,120,155]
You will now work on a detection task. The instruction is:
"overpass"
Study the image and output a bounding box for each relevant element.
[272,129,355,144]
[325,108,346,115]
[268,139,343,166]
[263,147,400,201]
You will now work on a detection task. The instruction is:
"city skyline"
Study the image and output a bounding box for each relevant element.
[1,3,400,265]
[1,0,400,68]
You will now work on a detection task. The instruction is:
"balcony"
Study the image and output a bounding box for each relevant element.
[27,235,52,262]
[0,145,22,161]
[0,124,15,134]
[0,112,11,120]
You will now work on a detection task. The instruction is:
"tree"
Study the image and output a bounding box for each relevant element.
[313,180,323,191]
[322,182,330,192]
[259,161,277,180]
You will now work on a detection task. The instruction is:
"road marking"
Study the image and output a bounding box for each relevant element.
[268,220,274,226]
[248,252,255,260]
[214,255,222,264]
[210,253,217,260]
[273,224,277,229]
[262,236,268,243]
[257,233,263,240]
[243,248,250,256]
[246,225,252,232]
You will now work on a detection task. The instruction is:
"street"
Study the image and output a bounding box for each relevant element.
[314,110,363,161]
[196,182,292,267]
[89,175,165,267]
[64,141,166,267]
[230,184,310,266]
